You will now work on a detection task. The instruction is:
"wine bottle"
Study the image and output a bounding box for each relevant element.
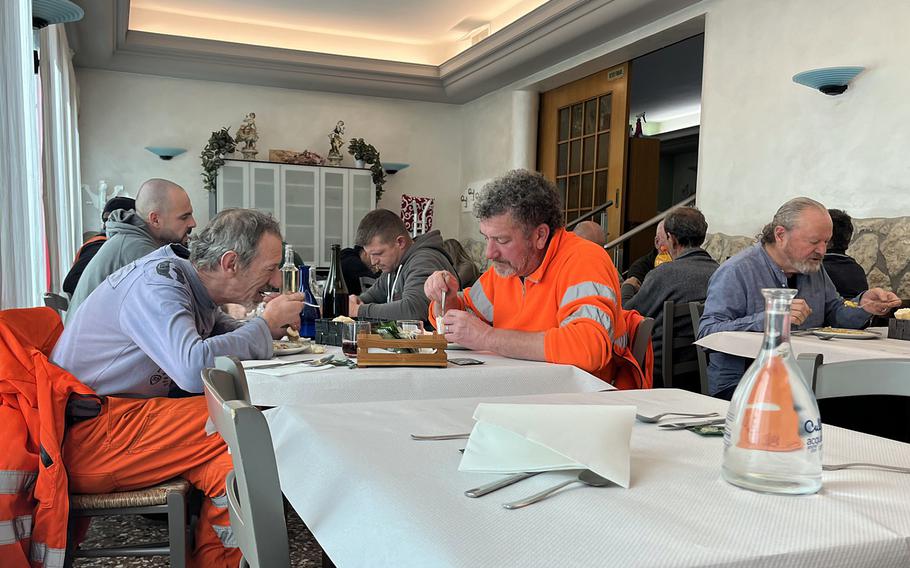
[321,244,349,319]
[280,244,298,294]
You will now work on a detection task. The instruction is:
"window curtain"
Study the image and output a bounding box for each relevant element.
[0,0,45,309]
[39,23,83,292]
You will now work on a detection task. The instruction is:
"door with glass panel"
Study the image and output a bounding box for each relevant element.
[249,163,280,218]
[348,170,375,247]
[281,165,319,266]
[538,63,630,242]
[320,169,349,265]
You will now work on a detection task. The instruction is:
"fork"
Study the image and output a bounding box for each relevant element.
[409,432,471,441]
[252,354,334,370]
[822,462,910,474]
[636,411,719,423]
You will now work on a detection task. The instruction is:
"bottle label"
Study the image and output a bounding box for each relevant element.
[802,416,823,454]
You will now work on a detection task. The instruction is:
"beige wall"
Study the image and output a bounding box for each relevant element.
[76,69,464,238]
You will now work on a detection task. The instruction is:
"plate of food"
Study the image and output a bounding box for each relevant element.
[811,327,881,340]
[273,340,309,355]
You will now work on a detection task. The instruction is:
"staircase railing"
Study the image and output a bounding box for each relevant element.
[601,194,697,270]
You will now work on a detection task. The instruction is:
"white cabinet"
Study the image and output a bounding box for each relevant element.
[214,159,375,266]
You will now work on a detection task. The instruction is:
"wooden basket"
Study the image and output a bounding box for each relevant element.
[356,333,448,367]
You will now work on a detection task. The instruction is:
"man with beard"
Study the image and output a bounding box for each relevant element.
[68,178,197,318]
[51,209,303,567]
[424,170,639,386]
[698,197,900,399]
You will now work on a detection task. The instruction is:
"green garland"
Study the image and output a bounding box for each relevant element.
[201,127,236,193]
[348,138,386,201]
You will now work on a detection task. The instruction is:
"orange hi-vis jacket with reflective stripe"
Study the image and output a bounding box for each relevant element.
[0,307,101,568]
[431,229,649,388]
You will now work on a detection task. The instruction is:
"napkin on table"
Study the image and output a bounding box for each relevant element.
[458,403,636,488]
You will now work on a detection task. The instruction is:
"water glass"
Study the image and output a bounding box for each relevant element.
[342,321,372,357]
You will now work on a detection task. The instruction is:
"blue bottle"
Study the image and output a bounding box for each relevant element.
[298,265,319,339]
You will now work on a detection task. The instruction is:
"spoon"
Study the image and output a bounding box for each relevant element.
[502,470,611,509]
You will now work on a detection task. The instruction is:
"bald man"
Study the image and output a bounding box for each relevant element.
[67,179,196,319]
[573,220,606,247]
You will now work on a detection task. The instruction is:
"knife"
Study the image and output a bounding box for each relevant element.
[246,358,322,370]
[464,472,541,498]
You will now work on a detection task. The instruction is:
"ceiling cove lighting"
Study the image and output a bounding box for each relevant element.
[792,67,864,95]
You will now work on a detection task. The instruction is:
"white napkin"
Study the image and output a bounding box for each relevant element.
[458,403,636,488]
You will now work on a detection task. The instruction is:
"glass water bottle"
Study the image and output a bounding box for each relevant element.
[722,288,823,495]
[298,264,319,339]
[321,244,349,319]
[280,244,298,294]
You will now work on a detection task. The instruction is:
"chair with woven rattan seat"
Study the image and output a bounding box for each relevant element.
[66,477,191,567]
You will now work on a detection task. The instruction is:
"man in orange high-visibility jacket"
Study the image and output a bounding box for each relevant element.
[426,169,649,388]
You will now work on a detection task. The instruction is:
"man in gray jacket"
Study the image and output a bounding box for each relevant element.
[67,178,196,319]
[349,209,455,326]
[625,207,718,388]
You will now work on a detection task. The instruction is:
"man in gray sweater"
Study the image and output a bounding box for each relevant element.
[349,209,455,326]
[67,178,196,319]
[625,207,718,388]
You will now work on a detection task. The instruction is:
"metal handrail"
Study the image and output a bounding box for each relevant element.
[566,200,614,230]
[603,194,697,251]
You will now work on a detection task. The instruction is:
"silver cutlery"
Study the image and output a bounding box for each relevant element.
[823,462,910,474]
[464,472,541,498]
[250,354,334,370]
[409,432,471,441]
[502,470,611,509]
[636,411,719,423]
[658,417,726,430]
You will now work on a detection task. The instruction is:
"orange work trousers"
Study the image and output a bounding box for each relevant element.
[63,395,240,568]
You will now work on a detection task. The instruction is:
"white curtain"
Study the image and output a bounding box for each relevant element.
[40,23,83,292]
[0,0,45,309]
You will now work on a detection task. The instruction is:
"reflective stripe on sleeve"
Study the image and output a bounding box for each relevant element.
[212,523,239,548]
[560,305,614,339]
[560,281,617,307]
[0,470,37,494]
[211,494,228,509]
[0,515,31,545]
[467,281,494,323]
[30,540,66,568]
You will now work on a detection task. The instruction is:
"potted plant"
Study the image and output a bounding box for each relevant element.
[348,138,387,201]
[201,127,236,192]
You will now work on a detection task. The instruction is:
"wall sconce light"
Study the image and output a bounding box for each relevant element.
[383,162,410,175]
[32,0,84,29]
[792,66,864,95]
[145,146,187,160]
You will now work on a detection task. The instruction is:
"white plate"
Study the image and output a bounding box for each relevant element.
[811,328,881,340]
[273,341,309,355]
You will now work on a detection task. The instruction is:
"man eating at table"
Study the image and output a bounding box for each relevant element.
[698,196,900,399]
[424,169,648,388]
[51,208,304,568]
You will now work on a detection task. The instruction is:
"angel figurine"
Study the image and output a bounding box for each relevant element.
[327,120,345,165]
[235,112,259,159]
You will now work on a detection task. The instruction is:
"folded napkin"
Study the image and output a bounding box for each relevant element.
[458,403,636,488]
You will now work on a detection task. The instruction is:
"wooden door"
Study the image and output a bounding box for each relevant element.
[538,63,630,242]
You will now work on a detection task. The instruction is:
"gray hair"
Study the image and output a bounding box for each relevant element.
[190,208,281,270]
[664,207,708,248]
[355,209,409,246]
[474,169,564,233]
[760,197,828,244]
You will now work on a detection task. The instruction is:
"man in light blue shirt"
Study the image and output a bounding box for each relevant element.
[698,197,900,399]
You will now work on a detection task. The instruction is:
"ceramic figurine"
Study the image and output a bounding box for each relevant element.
[327,120,345,166]
[235,112,259,159]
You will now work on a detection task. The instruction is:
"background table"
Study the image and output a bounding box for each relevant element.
[245,347,608,406]
[266,389,910,568]
[695,327,910,363]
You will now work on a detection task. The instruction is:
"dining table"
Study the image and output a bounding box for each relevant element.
[265,388,910,568]
[243,346,609,406]
[695,326,910,364]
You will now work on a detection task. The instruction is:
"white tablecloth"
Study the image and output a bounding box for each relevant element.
[695,327,910,363]
[266,389,910,568]
[245,347,608,406]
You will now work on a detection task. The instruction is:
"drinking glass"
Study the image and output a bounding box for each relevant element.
[342,321,371,357]
[397,320,425,336]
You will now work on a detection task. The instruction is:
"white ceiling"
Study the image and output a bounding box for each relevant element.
[130,0,549,64]
[68,0,705,104]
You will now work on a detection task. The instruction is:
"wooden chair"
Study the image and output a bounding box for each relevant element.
[661,300,703,393]
[43,292,69,314]
[202,356,290,568]
[630,316,655,377]
[689,301,709,395]
[67,480,191,567]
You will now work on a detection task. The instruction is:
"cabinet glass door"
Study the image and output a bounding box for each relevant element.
[349,170,375,244]
[320,169,348,265]
[217,161,248,210]
[250,163,280,217]
[282,166,319,266]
